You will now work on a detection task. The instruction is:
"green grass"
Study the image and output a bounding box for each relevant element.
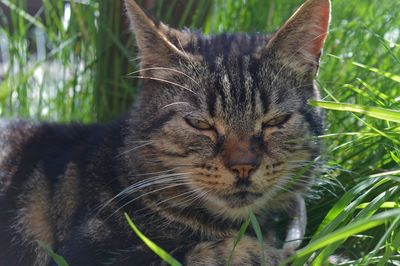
[125,213,182,266]
[37,240,69,266]
[227,215,251,266]
[1,0,399,265]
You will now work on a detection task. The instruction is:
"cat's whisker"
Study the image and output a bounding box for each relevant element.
[121,178,182,196]
[285,171,343,187]
[95,180,186,216]
[161,101,191,110]
[100,179,192,217]
[128,67,200,86]
[178,188,210,208]
[118,173,190,196]
[128,181,193,200]
[286,160,348,174]
[279,172,333,188]
[281,177,314,187]
[150,191,210,231]
[176,37,202,81]
[285,166,321,175]
[285,164,321,170]
[285,163,321,169]
[145,186,203,210]
[128,55,141,63]
[123,176,190,195]
[95,173,189,214]
[134,183,210,215]
[286,159,321,163]
[126,140,152,143]
[134,187,209,223]
[273,184,304,195]
[280,174,341,198]
[104,182,193,221]
[117,141,153,157]
[131,167,182,177]
[273,184,298,195]
[129,75,200,97]
[252,172,304,195]
[284,135,320,142]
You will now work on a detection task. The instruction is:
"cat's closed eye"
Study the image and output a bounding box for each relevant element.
[262,114,292,128]
[185,117,214,131]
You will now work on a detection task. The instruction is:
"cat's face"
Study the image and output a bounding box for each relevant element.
[125,0,330,217]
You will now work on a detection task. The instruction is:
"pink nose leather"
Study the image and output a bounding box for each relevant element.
[223,135,261,181]
[229,164,257,179]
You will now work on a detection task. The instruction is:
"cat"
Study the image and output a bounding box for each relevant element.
[0,0,330,265]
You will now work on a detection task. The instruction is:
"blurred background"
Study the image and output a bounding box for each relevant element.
[0,0,398,122]
[1,0,399,264]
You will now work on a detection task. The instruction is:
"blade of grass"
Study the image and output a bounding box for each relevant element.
[249,210,266,266]
[1,0,46,30]
[352,62,400,83]
[364,216,400,265]
[124,213,182,266]
[309,101,400,123]
[293,209,400,258]
[37,240,69,266]
[357,201,400,209]
[377,230,400,266]
[226,217,251,266]
[292,176,391,266]
[312,187,400,264]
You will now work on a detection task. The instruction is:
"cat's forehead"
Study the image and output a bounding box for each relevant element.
[182,33,269,60]
[127,0,329,131]
[181,35,305,128]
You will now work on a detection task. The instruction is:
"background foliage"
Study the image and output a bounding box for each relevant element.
[0,0,399,264]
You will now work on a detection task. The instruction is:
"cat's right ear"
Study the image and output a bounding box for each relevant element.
[125,0,189,70]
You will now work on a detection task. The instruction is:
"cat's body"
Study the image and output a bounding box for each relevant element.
[0,119,218,265]
[0,0,330,265]
[0,119,289,265]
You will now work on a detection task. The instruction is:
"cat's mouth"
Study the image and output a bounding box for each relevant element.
[221,190,263,207]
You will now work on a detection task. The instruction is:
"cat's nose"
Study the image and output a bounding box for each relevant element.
[229,163,258,179]
[222,134,262,184]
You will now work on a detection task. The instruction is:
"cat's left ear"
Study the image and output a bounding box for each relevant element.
[125,0,191,71]
[265,0,331,77]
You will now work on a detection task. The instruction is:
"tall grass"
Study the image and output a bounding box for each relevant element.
[0,0,399,264]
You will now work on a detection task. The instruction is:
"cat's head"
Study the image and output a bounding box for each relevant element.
[124,0,330,219]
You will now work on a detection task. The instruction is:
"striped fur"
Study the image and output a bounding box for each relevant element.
[0,0,330,265]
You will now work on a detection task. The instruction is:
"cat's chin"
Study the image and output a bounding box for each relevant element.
[201,190,278,221]
[220,191,263,208]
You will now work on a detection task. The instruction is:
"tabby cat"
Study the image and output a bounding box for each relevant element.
[0,0,330,265]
